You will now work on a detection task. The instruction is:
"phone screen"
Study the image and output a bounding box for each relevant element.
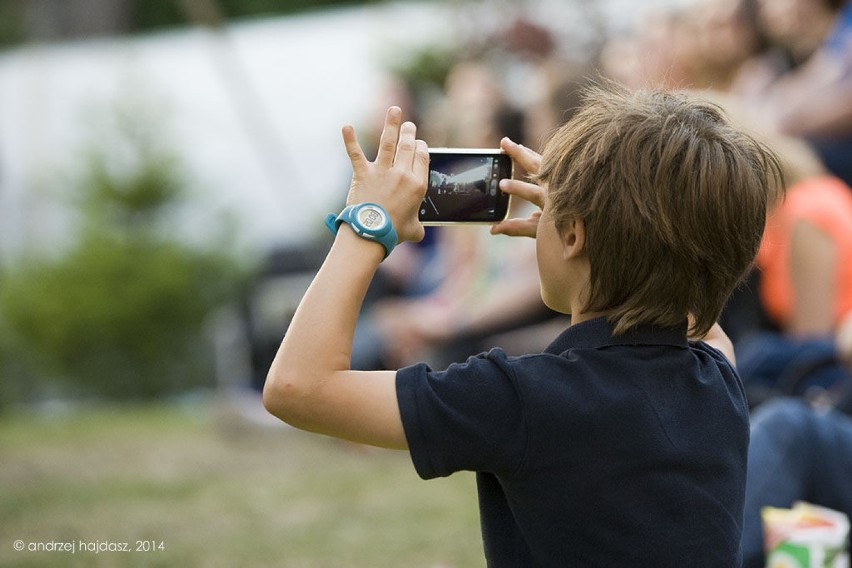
[421,150,512,224]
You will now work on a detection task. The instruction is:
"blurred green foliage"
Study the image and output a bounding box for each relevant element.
[133,0,387,30]
[0,1,25,46]
[0,0,389,47]
[0,100,246,408]
[389,44,460,97]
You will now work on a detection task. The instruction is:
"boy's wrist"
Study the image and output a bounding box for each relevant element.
[334,223,387,262]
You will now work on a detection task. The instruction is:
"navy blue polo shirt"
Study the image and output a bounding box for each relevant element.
[396,317,749,566]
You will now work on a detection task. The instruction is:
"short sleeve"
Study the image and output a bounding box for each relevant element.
[395,349,528,480]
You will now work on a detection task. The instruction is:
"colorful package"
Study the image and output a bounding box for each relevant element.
[762,502,850,568]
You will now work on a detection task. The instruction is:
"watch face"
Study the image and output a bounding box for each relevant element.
[356,206,387,231]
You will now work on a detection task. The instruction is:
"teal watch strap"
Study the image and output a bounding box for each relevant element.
[325,203,398,259]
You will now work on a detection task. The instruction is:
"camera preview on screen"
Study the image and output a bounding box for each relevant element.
[421,151,512,224]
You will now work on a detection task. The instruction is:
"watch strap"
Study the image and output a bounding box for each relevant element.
[325,203,397,259]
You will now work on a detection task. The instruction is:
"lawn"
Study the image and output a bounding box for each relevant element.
[0,397,482,567]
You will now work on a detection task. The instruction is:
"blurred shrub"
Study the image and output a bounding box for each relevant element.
[133,0,387,31]
[389,44,460,98]
[0,101,246,407]
[0,0,389,48]
[0,1,25,47]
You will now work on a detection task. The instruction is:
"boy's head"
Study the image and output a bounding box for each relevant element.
[536,81,784,337]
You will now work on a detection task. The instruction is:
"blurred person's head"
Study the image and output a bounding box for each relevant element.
[433,60,514,147]
[598,36,646,89]
[501,17,556,61]
[534,81,784,336]
[699,89,827,187]
[687,0,768,88]
[599,8,705,90]
[362,75,418,155]
[756,0,844,62]
[523,60,596,150]
[637,8,699,88]
[613,0,768,91]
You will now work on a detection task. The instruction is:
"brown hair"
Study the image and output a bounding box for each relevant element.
[536,81,784,336]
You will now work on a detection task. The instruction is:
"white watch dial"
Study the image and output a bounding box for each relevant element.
[357,206,387,230]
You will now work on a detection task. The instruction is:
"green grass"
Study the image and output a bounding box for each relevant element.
[0,399,482,567]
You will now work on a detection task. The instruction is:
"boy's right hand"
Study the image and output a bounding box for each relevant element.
[490,137,546,239]
[342,106,429,245]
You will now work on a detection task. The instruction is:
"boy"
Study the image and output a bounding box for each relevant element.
[263,82,784,565]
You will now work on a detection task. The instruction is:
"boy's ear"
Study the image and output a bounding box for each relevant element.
[561,217,586,260]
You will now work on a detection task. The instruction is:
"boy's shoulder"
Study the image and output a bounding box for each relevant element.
[494,317,738,401]
[452,317,713,398]
[398,316,733,407]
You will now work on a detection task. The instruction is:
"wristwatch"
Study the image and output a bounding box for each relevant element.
[325,202,398,259]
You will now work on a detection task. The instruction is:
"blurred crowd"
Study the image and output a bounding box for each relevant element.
[352,0,852,394]
[335,0,852,563]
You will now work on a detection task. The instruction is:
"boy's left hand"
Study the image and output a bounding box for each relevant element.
[490,137,546,239]
[342,106,429,244]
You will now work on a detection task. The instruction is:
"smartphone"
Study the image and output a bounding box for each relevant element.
[420,149,513,225]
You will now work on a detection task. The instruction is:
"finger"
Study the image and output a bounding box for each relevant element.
[393,121,417,168]
[490,213,541,238]
[376,106,403,168]
[412,139,430,192]
[342,124,367,171]
[499,178,546,209]
[501,137,542,176]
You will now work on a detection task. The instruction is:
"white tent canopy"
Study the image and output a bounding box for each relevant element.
[0,3,452,257]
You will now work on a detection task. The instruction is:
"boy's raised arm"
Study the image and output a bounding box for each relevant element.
[262,107,429,449]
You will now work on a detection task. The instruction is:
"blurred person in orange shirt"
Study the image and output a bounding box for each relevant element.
[728,124,852,408]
